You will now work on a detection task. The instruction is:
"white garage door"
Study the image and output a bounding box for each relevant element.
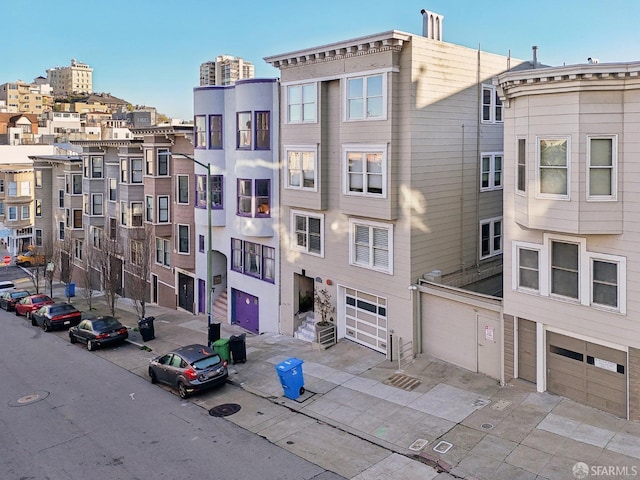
[343,287,387,354]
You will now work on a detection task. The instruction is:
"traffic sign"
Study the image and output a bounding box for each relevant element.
[3,255,11,265]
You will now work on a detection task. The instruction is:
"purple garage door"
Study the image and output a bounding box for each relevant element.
[198,279,206,314]
[232,289,259,333]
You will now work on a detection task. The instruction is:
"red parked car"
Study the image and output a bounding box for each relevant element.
[15,294,54,318]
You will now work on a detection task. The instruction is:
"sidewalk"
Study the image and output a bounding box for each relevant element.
[47,282,640,480]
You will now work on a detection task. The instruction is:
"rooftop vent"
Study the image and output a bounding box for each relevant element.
[420,9,444,41]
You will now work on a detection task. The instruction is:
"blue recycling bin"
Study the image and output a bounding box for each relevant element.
[275,357,305,400]
[65,282,75,297]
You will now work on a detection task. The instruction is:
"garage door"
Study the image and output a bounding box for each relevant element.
[518,318,537,383]
[547,332,627,418]
[422,296,477,373]
[344,288,387,354]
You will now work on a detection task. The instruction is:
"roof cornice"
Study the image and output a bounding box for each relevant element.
[264,30,411,69]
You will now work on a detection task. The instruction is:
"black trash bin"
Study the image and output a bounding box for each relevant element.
[229,333,247,364]
[138,316,155,341]
[208,322,221,347]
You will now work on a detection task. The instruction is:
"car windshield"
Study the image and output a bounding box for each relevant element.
[50,305,76,315]
[12,292,29,299]
[33,297,50,304]
[192,354,223,370]
[92,317,121,331]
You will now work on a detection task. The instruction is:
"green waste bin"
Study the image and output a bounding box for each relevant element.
[213,338,231,363]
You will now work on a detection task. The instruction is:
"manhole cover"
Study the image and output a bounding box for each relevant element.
[481,423,494,430]
[209,403,241,417]
[8,391,49,407]
[383,373,422,391]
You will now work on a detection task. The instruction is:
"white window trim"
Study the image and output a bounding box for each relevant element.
[284,145,318,192]
[343,73,387,122]
[176,175,190,205]
[543,233,587,305]
[290,209,324,257]
[479,217,503,260]
[586,134,617,202]
[286,83,317,124]
[480,152,503,192]
[348,218,393,275]
[342,144,388,198]
[512,241,543,294]
[91,193,103,216]
[177,224,190,255]
[516,137,527,196]
[21,205,30,220]
[158,195,170,223]
[481,84,502,124]
[588,251,626,314]
[536,136,571,201]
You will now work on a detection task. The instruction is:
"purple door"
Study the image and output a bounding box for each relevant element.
[232,289,259,333]
[198,279,206,314]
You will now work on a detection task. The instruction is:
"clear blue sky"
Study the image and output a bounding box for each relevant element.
[2,0,638,120]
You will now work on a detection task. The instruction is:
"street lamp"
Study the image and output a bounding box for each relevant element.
[172,153,213,335]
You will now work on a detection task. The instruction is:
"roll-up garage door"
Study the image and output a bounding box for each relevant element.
[547,331,627,418]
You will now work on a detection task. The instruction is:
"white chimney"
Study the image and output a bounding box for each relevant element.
[420,9,444,41]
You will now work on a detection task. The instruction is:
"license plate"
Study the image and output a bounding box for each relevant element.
[64,321,70,325]
[109,332,118,337]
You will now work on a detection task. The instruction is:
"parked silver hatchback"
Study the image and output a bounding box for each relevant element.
[148,344,228,399]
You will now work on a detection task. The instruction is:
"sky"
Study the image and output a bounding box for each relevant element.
[2,0,639,120]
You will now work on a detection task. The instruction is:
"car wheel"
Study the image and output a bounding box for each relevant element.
[31,316,38,327]
[42,321,50,332]
[87,340,96,351]
[69,332,77,344]
[149,369,158,384]
[177,381,189,399]
[23,262,31,267]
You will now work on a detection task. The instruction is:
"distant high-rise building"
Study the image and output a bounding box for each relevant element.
[46,58,93,97]
[199,55,254,86]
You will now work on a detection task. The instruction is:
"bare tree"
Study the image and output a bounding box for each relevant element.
[126,224,153,320]
[96,235,122,317]
[58,234,75,303]
[42,236,56,298]
[314,287,335,326]
[27,245,44,294]
[79,241,99,311]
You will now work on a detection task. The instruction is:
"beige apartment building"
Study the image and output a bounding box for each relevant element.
[199,55,255,86]
[0,81,53,114]
[498,61,640,419]
[266,11,523,361]
[47,59,93,97]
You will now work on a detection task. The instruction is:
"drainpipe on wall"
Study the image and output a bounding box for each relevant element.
[409,284,422,354]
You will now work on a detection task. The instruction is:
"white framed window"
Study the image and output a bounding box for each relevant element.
[481,85,502,123]
[177,224,189,254]
[537,137,570,199]
[349,219,393,274]
[285,146,317,191]
[35,229,42,246]
[158,196,169,223]
[20,181,30,196]
[513,242,541,293]
[74,239,83,260]
[291,210,324,257]
[35,170,42,188]
[480,152,503,191]
[108,178,117,201]
[480,217,502,259]
[155,237,170,267]
[343,145,387,197]
[131,202,143,227]
[90,156,103,178]
[287,83,317,123]
[120,202,128,226]
[145,195,154,222]
[35,199,42,217]
[72,174,82,195]
[516,138,526,194]
[131,158,143,183]
[346,74,385,121]
[91,194,103,216]
[72,209,82,229]
[587,135,617,200]
[21,205,30,220]
[158,149,169,176]
[589,253,626,313]
[91,226,103,248]
[550,239,581,301]
[177,175,189,204]
[8,182,17,197]
[0,202,4,216]
[120,159,128,183]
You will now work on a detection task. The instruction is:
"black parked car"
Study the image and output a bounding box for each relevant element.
[0,290,30,311]
[31,303,82,331]
[69,316,129,351]
[148,344,228,399]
